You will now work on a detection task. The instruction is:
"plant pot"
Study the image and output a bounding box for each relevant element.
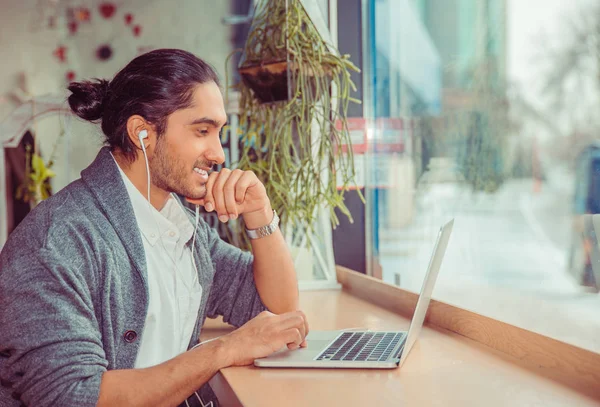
[239,59,333,105]
[239,60,290,104]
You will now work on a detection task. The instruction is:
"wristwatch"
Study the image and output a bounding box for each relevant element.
[245,210,280,239]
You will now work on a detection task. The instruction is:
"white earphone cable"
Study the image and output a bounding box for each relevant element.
[140,134,212,407]
[191,204,200,287]
[138,135,201,345]
[142,145,151,205]
[139,135,198,292]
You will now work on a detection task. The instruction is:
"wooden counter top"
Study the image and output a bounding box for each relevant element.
[201,289,600,406]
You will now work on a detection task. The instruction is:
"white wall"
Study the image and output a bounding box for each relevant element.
[1,0,234,191]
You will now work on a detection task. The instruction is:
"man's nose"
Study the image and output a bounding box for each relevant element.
[205,135,226,166]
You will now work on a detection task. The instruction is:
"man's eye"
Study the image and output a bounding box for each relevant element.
[198,129,209,136]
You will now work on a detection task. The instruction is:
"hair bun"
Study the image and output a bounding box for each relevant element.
[67,79,110,121]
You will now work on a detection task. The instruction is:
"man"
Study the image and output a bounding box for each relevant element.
[0,49,308,407]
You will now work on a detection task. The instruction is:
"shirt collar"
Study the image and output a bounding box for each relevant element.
[111,154,195,247]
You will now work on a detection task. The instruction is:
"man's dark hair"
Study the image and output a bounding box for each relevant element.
[67,48,220,161]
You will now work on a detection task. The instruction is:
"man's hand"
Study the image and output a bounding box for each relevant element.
[220,310,310,367]
[186,169,272,229]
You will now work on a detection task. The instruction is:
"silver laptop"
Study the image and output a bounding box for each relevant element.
[254,219,453,369]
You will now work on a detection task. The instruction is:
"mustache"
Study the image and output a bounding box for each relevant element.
[194,160,217,172]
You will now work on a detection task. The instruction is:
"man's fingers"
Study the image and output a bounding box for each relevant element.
[282,328,303,350]
[235,171,258,204]
[223,169,244,219]
[212,169,231,222]
[277,310,306,321]
[302,312,309,342]
[201,170,260,219]
[276,311,307,339]
[203,172,219,212]
[279,311,309,350]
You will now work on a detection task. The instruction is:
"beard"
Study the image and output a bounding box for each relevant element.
[149,136,209,200]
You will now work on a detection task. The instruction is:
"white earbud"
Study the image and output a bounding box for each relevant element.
[138,129,148,152]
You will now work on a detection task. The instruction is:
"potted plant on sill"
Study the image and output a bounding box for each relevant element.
[15,141,57,208]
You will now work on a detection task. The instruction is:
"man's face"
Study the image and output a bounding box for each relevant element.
[150,81,227,200]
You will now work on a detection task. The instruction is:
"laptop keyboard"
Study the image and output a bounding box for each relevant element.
[315,332,404,362]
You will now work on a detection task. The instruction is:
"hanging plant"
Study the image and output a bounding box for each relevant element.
[231,0,361,249]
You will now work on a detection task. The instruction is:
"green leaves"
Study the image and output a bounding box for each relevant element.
[17,146,56,206]
[232,0,362,250]
[31,154,56,183]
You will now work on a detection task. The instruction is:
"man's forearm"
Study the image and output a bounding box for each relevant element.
[97,337,230,407]
[246,207,299,314]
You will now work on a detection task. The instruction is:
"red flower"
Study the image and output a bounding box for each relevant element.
[53,46,67,63]
[68,21,78,34]
[99,2,116,19]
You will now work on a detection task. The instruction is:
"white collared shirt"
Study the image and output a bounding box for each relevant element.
[114,159,202,368]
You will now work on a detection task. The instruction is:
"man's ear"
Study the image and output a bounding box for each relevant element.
[126,115,153,150]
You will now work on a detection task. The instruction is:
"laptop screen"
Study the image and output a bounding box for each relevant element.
[399,219,454,366]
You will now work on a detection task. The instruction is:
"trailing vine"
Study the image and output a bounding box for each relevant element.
[231,0,361,249]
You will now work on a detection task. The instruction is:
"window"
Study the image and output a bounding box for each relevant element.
[363,0,600,353]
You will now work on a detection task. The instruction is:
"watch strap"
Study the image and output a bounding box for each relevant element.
[245,210,279,239]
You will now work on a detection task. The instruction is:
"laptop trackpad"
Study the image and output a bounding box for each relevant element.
[270,332,338,355]
[307,339,334,352]
[256,331,344,364]
[273,339,331,355]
